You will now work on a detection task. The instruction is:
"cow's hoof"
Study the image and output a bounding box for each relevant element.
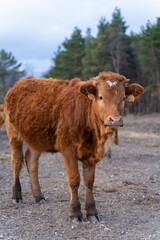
[12,199,17,204]
[35,196,46,203]
[88,215,99,223]
[39,198,47,204]
[12,199,23,204]
[70,212,82,222]
[71,218,80,224]
[69,206,83,222]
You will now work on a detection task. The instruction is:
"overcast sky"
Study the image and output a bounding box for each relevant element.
[0,0,160,77]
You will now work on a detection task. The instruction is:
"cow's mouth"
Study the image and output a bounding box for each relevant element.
[104,123,123,128]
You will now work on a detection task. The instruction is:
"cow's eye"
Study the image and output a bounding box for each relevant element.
[99,96,103,100]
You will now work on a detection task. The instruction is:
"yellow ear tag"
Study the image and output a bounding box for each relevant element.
[127,95,135,102]
[88,94,95,100]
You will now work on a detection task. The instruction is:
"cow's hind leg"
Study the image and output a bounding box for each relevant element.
[62,151,82,222]
[4,109,24,203]
[82,162,98,222]
[5,117,24,204]
[10,138,24,203]
[25,148,45,203]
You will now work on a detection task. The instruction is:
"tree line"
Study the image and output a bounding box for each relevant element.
[0,7,160,113]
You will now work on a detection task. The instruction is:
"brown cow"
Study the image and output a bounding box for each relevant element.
[0,104,4,128]
[4,72,144,222]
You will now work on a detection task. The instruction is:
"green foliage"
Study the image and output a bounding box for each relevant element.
[93,18,111,73]
[82,28,102,80]
[0,49,25,103]
[107,8,130,74]
[47,8,135,80]
[46,27,85,79]
[138,19,160,111]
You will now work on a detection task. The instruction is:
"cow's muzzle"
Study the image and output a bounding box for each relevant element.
[104,116,123,128]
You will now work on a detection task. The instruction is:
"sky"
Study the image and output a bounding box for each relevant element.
[0,0,160,77]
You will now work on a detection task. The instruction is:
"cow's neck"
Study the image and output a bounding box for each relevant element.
[94,113,116,160]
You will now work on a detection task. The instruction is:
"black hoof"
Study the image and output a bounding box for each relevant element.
[12,199,23,204]
[71,217,81,224]
[35,196,46,203]
[12,179,22,203]
[70,211,83,222]
[86,205,99,222]
[88,215,99,222]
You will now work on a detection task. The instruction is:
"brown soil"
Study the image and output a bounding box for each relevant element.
[0,114,160,240]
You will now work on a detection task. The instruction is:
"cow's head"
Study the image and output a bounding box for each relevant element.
[80,72,144,128]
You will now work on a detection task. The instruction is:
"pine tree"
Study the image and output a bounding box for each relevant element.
[0,49,25,103]
[94,18,111,72]
[82,28,98,80]
[82,18,112,81]
[89,8,135,77]
[139,19,160,111]
[47,27,85,79]
[107,7,129,73]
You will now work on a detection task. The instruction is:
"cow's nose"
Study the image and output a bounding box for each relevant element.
[105,116,123,127]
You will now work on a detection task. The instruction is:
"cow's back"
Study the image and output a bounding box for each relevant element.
[4,77,69,152]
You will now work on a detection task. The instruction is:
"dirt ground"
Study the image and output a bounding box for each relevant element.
[0,114,160,240]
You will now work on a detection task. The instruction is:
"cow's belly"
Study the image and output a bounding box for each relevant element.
[17,125,58,153]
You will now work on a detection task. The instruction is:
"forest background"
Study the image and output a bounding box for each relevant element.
[0,8,160,114]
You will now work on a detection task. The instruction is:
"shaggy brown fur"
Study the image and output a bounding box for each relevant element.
[4,72,144,221]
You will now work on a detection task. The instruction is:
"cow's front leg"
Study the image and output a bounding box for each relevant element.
[62,152,82,221]
[82,162,98,221]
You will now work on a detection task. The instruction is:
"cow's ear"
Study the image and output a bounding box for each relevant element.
[80,83,97,100]
[125,83,144,102]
